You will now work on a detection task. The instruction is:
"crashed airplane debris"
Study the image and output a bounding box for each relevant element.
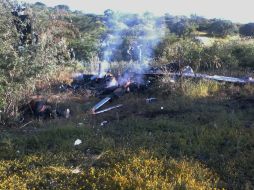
[145,64,254,84]
[69,63,253,115]
[20,99,71,121]
[93,104,123,115]
[146,98,157,103]
[26,62,252,119]
[92,97,111,112]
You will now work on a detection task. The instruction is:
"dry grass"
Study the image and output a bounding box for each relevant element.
[35,67,74,90]
[0,151,219,190]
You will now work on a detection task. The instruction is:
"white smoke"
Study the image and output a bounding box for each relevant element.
[98,61,110,78]
[99,11,166,84]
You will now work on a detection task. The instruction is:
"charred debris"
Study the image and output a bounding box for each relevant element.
[20,61,254,121]
[61,62,254,115]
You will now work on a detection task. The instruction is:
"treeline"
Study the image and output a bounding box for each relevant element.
[25,2,254,64]
[165,14,254,38]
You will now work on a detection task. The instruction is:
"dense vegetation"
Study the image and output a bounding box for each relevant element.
[0,1,253,189]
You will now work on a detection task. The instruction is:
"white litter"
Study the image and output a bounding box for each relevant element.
[100,121,108,126]
[74,139,82,146]
[64,108,70,119]
[146,98,157,103]
[72,168,81,174]
[77,123,84,127]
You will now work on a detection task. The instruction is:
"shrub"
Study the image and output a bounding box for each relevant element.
[155,36,203,71]
[0,1,76,125]
[231,43,254,68]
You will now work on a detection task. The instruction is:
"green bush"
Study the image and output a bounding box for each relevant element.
[155,34,254,72]
[231,43,254,68]
[0,1,75,124]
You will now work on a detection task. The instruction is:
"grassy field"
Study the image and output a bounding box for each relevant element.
[0,79,253,189]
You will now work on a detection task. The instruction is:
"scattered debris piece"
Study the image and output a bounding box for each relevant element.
[161,107,164,110]
[183,66,194,75]
[146,97,157,103]
[74,139,82,146]
[180,68,254,84]
[100,121,108,126]
[86,148,91,154]
[170,79,176,83]
[20,121,32,128]
[77,123,84,127]
[64,108,70,119]
[145,65,254,84]
[71,168,81,174]
[93,104,123,115]
[92,97,111,112]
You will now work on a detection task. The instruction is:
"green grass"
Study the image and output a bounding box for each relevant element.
[0,80,254,189]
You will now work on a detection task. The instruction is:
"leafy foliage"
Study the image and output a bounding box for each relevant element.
[0,1,75,124]
[155,33,254,72]
[165,14,197,37]
[208,19,238,37]
[239,23,254,37]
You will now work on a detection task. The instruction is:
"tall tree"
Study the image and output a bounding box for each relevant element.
[208,19,238,37]
[0,1,75,124]
[239,23,254,37]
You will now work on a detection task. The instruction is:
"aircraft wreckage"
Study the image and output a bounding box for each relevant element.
[21,62,253,120]
[65,62,254,115]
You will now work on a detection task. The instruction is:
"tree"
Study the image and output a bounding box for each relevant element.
[34,2,46,7]
[54,5,70,12]
[0,1,75,125]
[155,35,203,71]
[239,23,254,37]
[208,19,238,37]
[190,15,210,31]
[165,15,197,37]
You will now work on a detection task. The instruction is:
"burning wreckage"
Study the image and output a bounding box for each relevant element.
[22,62,254,120]
[69,63,153,115]
[61,62,254,115]
[20,99,71,122]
